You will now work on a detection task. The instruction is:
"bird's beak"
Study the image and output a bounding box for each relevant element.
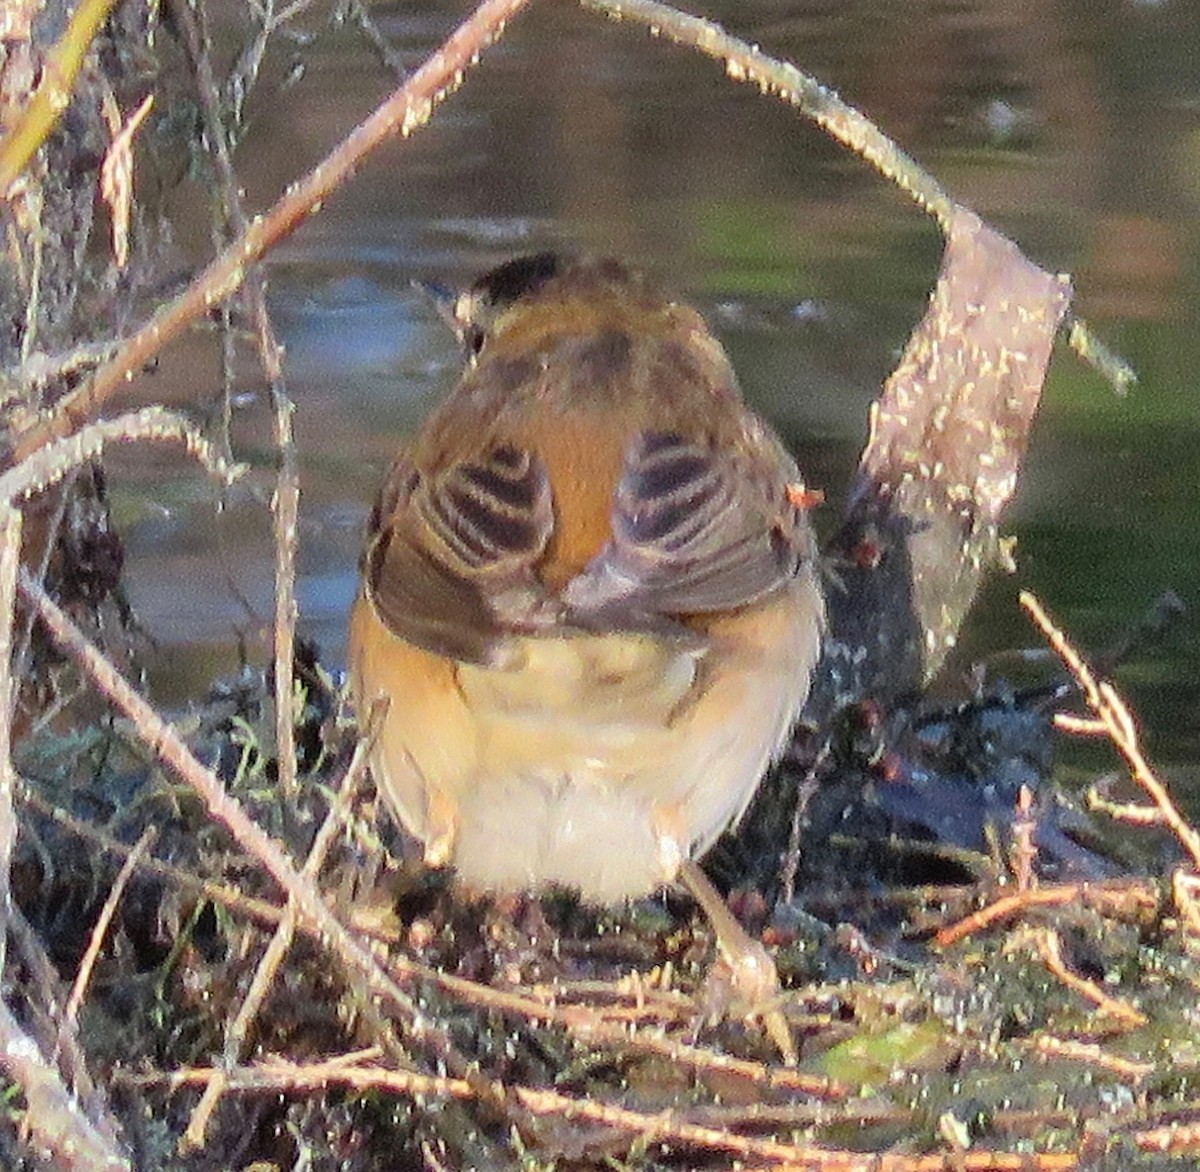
[412,279,462,339]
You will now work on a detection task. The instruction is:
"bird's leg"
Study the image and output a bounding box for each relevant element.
[652,803,687,884]
[677,858,796,1065]
[422,789,459,868]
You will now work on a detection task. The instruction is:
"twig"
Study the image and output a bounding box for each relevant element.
[182,734,371,1150]
[0,998,130,1171]
[1021,591,1200,871]
[1052,714,1108,736]
[130,1057,1079,1170]
[1010,785,1038,894]
[0,407,243,506]
[265,359,301,800]
[0,507,22,976]
[1031,1035,1154,1082]
[11,0,533,462]
[1034,928,1147,1028]
[1085,787,1163,827]
[62,827,156,1031]
[579,0,1134,396]
[935,880,1159,948]
[1134,1118,1200,1155]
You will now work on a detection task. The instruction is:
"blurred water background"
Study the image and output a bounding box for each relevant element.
[109,0,1200,803]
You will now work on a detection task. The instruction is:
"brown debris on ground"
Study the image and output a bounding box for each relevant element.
[0,3,1194,1171]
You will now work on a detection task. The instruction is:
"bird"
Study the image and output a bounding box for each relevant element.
[348,253,824,1049]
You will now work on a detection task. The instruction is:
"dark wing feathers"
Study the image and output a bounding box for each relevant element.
[364,445,554,663]
[564,430,805,619]
[366,430,808,661]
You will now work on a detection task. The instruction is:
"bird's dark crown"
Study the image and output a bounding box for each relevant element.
[469,252,564,312]
[447,253,657,361]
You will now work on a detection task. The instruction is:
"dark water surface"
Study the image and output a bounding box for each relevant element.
[116,2,1200,801]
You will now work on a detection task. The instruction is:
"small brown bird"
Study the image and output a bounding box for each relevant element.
[349,253,823,911]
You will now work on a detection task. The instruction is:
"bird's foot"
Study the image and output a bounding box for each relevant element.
[678,859,796,1065]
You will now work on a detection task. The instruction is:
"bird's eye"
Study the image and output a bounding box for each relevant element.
[465,326,486,358]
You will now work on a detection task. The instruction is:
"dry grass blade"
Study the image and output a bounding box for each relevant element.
[99,93,154,269]
[61,827,156,1031]
[0,0,121,194]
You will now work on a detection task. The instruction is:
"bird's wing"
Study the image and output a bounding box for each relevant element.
[362,443,555,664]
[564,429,811,622]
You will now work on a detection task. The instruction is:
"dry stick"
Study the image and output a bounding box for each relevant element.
[1086,786,1165,827]
[0,997,130,1172]
[61,830,154,1026]
[1134,1118,1200,1156]
[1020,591,1200,871]
[1034,927,1147,1028]
[16,572,515,1120]
[0,507,21,978]
[11,0,533,463]
[1031,1035,1154,1082]
[132,1059,1079,1171]
[182,736,372,1150]
[169,0,301,805]
[934,879,1158,949]
[580,0,1136,397]
[0,407,243,505]
[62,828,156,1031]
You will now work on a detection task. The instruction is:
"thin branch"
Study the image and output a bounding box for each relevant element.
[0,407,243,507]
[1034,927,1146,1028]
[935,880,1159,948]
[1021,591,1200,871]
[0,998,130,1171]
[181,734,371,1150]
[62,828,156,1030]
